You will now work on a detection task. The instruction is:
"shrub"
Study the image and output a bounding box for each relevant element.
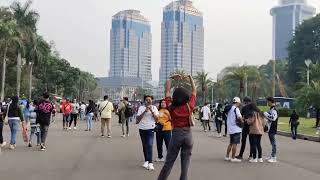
[277,108,294,117]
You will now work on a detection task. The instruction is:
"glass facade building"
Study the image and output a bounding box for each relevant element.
[109,10,152,81]
[271,0,316,60]
[159,0,204,85]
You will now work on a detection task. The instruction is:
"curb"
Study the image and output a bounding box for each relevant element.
[277,131,320,142]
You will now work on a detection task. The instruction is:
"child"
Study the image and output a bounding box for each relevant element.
[28,100,40,147]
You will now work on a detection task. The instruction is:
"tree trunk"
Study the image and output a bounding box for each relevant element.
[28,63,33,100]
[239,79,244,101]
[1,46,8,101]
[16,52,22,97]
[244,74,248,98]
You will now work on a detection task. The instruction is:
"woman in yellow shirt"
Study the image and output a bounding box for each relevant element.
[155,99,172,162]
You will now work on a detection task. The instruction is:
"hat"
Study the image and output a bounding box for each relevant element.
[233,97,241,103]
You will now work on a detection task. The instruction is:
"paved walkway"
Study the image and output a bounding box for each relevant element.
[0,114,320,180]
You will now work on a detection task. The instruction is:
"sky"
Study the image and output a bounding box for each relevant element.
[1,0,320,81]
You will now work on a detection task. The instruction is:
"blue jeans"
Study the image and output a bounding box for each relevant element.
[30,127,40,144]
[86,113,93,130]
[268,133,277,157]
[139,129,154,163]
[8,119,20,145]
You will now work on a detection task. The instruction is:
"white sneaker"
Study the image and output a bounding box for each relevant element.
[126,134,130,137]
[148,163,155,171]
[267,157,277,163]
[9,144,15,150]
[258,158,264,163]
[73,127,77,130]
[224,157,231,161]
[68,127,72,130]
[230,158,242,163]
[121,134,126,138]
[107,135,111,138]
[142,161,149,169]
[156,158,165,162]
[1,142,6,148]
[249,158,258,163]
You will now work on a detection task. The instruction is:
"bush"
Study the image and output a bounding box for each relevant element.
[277,108,294,117]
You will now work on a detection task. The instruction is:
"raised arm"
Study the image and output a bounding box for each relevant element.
[188,75,196,96]
[165,79,172,98]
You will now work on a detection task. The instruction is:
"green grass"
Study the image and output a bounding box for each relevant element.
[278,117,319,137]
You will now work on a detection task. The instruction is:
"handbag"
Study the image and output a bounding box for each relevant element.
[154,123,164,132]
[186,103,195,127]
[3,104,10,125]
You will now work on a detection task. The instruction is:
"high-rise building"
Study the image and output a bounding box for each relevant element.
[271,0,316,60]
[159,0,204,85]
[109,10,152,81]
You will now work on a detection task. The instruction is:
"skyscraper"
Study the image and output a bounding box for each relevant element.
[271,0,316,60]
[159,0,204,85]
[109,10,152,81]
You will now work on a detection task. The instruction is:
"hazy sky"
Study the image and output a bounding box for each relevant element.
[1,0,320,81]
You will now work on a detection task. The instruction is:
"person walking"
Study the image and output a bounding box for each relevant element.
[85,100,95,131]
[36,92,54,151]
[225,97,243,163]
[99,95,113,138]
[215,104,223,137]
[61,98,72,130]
[289,110,299,140]
[137,95,159,171]
[118,97,130,137]
[157,74,196,180]
[236,96,254,160]
[0,102,7,148]
[155,99,172,162]
[201,103,211,132]
[264,97,278,163]
[246,103,265,163]
[28,100,40,147]
[69,99,79,130]
[7,96,25,150]
[80,102,87,121]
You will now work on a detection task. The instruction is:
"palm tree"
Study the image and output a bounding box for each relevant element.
[11,0,39,97]
[0,19,22,101]
[194,71,212,105]
[170,69,190,89]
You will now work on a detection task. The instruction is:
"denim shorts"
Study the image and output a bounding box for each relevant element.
[230,133,241,144]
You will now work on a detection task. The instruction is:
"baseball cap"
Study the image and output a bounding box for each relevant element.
[233,97,241,103]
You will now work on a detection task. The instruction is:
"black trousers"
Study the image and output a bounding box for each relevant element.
[238,126,252,158]
[156,130,172,159]
[249,134,262,159]
[69,114,78,127]
[215,120,222,134]
[0,121,3,144]
[291,124,298,139]
[224,119,227,135]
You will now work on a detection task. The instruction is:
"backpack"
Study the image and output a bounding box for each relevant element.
[223,104,232,120]
[124,103,134,118]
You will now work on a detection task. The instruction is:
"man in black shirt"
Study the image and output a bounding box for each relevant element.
[36,92,54,151]
[236,96,254,160]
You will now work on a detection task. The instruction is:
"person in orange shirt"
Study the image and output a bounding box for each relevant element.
[61,98,73,130]
[155,99,172,162]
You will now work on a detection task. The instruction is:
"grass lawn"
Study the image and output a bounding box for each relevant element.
[278,117,319,137]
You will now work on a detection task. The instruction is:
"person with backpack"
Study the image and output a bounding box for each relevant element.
[157,74,196,180]
[118,97,132,138]
[263,97,278,163]
[61,98,72,130]
[85,100,96,131]
[36,92,54,151]
[246,103,266,163]
[224,97,243,163]
[289,110,299,140]
[99,95,114,138]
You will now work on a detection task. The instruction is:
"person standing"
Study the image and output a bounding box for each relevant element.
[61,98,72,130]
[289,110,299,140]
[69,99,79,130]
[0,102,7,148]
[236,96,254,160]
[246,103,265,163]
[99,95,113,138]
[7,96,25,150]
[136,95,159,171]
[80,102,87,121]
[85,100,95,131]
[264,97,278,163]
[118,97,130,137]
[201,103,211,132]
[36,92,54,151]
[215,104,223,137]
[225,97,243,163]
[155,99,172,162]
[157,74,196,180]
[28,100,40,147]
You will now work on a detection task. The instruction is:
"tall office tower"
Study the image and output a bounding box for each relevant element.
[271,0,316,60]
[159,0,204,85]
[109,10,152,81]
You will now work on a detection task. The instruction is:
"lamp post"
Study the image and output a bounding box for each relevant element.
[305,59,312,86]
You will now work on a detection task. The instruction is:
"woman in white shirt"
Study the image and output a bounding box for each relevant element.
[136,95,159,171]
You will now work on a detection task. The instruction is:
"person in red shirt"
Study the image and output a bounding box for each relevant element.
[157,74,196,180]
[61,98,73,130]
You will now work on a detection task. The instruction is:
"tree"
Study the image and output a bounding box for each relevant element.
[170,70,191,89]
[194,71,211,105]
[296,81,320,113]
